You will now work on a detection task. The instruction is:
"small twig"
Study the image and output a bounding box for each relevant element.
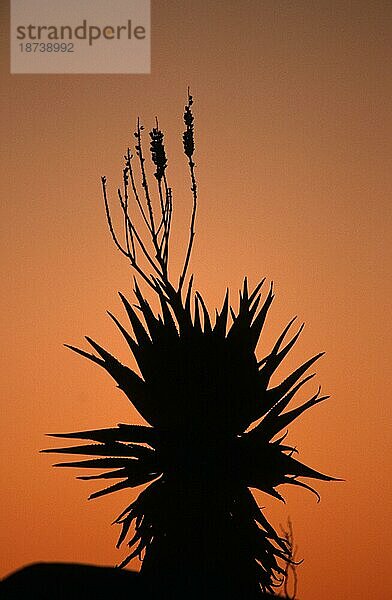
[280,518,299,600]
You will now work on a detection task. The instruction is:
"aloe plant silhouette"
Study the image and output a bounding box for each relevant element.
[43,93,338,598]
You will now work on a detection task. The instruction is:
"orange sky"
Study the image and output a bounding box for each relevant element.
[1,1,391,598]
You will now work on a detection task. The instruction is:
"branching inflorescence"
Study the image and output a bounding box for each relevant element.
[100,91,196,296]
[43,92,338,596]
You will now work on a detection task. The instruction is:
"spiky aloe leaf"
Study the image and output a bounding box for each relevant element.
[42,442,154,459]
[64,339,160,426]
[47,424,155,444]
[48,277,338,594]
[213,289,229,338]
[119,293,152,348]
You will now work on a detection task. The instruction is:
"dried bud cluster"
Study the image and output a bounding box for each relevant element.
[149,123,167,181]
[183,92,194,159]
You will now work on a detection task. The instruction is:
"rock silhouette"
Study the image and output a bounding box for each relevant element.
[1,563,141,600]
[1,562,281,599]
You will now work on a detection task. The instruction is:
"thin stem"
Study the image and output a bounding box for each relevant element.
[162,175,172,268]
[178,157,197,292]
[122,168,135,259]
[135,119,157,244]
[117,188,165,280]
[129,258,164,295]
[101,176,130,258]
[126,149,151,232]
[156,180,166,235]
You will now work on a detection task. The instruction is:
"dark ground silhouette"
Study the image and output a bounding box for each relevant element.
[1,562,284,599]
[1,563,141,600]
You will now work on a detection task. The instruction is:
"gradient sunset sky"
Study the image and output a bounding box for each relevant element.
[1,2,391,599]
